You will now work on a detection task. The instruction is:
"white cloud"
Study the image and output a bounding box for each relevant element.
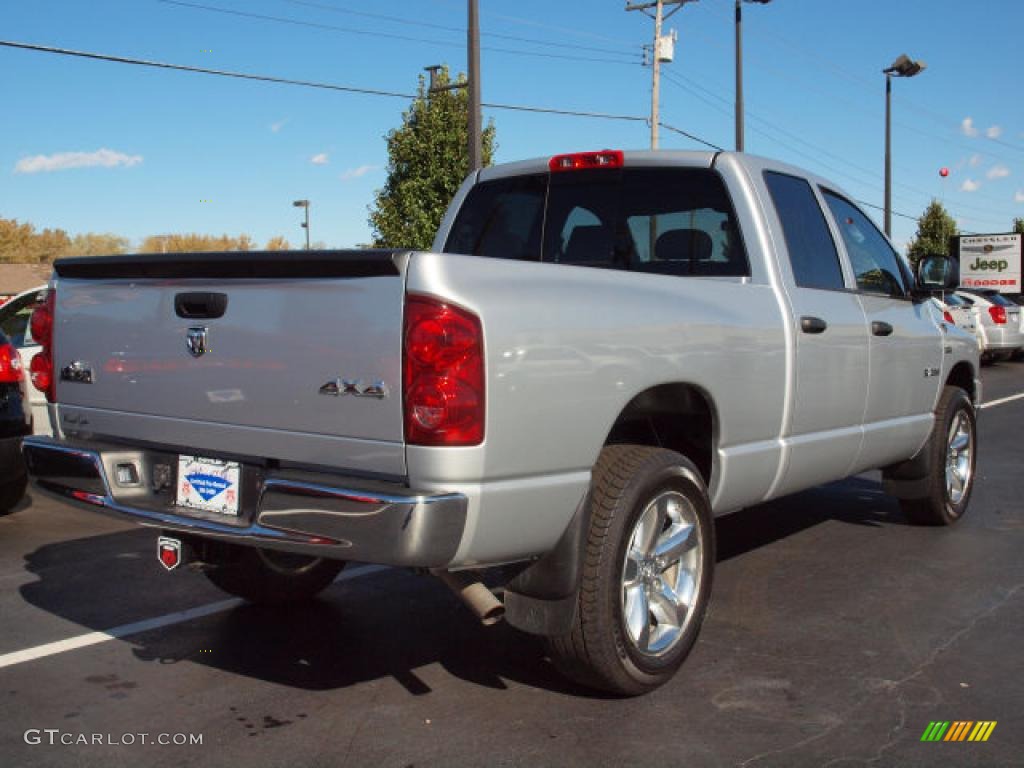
[969,153,983,168]
[987,165,1010,179]
[961,117,978,137]
[340,164,378,180]
[270,118,288,133]
[311,153,329,165]
[960,178,981,192]
[986,125,1003,139]
[1016,190,1024,203]
[14,148,142,174]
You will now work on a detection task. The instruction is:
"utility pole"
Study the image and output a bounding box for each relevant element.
[467,0,482,172]
[626,0,694,150]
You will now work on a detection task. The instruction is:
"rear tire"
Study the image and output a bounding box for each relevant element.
[204,546,345,604]
[899,386,977,526]
[0,474,28,514]
[547,445,714,696]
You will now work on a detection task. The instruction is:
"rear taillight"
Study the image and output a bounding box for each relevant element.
[0,343,23,384]
[989,305,1007,324]
[942,310,955,324]
[403,295,484,446]
[28,289,55,401]
[549,150,624,172]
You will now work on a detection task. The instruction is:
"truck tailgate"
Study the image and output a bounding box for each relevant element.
[50,251,409,471]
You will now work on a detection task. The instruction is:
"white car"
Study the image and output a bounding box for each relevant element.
[932,294,981,352]
[0,285,50,434]
[955,289,1024,362]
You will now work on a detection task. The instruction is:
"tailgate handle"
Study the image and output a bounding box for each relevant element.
[175,292,228,319]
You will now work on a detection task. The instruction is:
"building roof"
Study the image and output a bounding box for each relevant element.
[0,263,51,297]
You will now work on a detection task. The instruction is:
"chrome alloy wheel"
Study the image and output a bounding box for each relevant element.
[621,490,703,657]
[946,410,974,505]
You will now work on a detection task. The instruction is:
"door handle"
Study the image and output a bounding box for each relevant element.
[871,321,894,337]
[175,292,228,319]
[800,316,827,334]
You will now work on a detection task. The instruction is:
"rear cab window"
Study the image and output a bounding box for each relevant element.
[444,167,749,278]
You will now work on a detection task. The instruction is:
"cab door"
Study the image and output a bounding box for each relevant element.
[820,191,942,471]
[761,171,870,497]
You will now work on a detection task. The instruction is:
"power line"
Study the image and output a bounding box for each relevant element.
[0,39,416,99]
[277,0,637,57]
[0,39,651,126]
[155,0,640,65]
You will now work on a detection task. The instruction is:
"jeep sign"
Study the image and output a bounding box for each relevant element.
[953,233,1022,293]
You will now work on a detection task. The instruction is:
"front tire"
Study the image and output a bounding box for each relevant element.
[547,445,714,696]
[899,386,977,526]
[204,546,346,604]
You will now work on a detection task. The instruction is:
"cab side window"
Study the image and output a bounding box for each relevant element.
[763,171,845,290]
[822,191,908,298]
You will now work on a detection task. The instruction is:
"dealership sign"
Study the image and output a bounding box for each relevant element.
[954,233,1021,293]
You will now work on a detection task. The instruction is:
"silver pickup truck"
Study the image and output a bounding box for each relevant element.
[23,150,980,695]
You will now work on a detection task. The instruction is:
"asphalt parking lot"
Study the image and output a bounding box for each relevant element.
[1,365,1022,768]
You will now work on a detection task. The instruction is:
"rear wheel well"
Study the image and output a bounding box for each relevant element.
[604,383,715,486]
[946,362,976,404]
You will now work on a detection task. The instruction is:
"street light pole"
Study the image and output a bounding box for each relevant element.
[467,0,482,172]
[884,72,893,237]
[735,0,771,153]
[292,199,310,250]
[882,54,926,238]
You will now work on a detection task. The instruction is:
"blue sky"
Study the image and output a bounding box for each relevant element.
[2,0,1023,252]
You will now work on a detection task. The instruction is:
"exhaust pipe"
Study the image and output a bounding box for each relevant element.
[432,569,505,626]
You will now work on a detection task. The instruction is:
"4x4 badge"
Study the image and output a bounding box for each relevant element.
[319,378,388,399]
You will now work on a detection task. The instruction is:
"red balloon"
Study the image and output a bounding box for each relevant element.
[939,167,949,177]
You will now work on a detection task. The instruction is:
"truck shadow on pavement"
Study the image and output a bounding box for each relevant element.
[18,474,907,698]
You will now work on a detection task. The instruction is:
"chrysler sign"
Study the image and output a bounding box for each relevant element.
[955,233,1021,293]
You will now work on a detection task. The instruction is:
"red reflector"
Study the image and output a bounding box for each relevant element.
[549,150,624,173]
[158,537,183,571]
[403,295,484,446]
[989,305,1007,324]
[30,352,52,393]
[942,310,955,324]
[0,343,22,384]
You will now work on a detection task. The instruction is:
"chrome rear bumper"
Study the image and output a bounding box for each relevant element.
[22,436,467,567]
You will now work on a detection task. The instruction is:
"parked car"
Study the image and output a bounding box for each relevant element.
[22,150,980,696]
[0,331,31,513]
[0,286,49,434]
[954,288,1024,362]
[933,293,981,352]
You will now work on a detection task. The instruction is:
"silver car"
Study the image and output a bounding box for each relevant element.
[955,289,1024,362]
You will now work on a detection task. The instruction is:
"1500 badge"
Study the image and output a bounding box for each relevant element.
[319,378,389,399]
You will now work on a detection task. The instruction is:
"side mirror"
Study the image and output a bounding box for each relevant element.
[916,254,958,292]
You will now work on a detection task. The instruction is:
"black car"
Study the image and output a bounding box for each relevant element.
[0,330,31,512]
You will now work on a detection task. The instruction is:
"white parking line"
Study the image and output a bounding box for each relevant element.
[0,563,388,671]
[981,391,1024,410]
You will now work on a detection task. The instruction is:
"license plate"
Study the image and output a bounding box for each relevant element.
[176,455,241,516]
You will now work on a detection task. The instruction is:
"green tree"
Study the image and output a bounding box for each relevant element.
[369,66,496,249]
[1013,217,1023,235]
[65,232,131,257]
[906,200,958,269]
